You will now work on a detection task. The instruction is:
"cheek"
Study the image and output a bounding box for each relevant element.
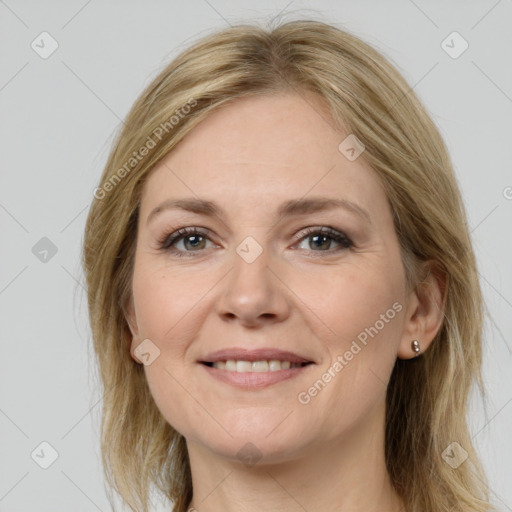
[143,363,207,441]
[294,314,403,443]
[130,267,200,426]
[292,262,404,410]
[292,258,404,347]
[131,262,203,342]
[131,263,216,434]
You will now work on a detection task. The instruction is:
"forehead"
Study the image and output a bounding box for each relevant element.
[140,93,388,222]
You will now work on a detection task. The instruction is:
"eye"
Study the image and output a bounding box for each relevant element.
[157,227,215,257]
[292,226,353,254]
[157,225,353,258]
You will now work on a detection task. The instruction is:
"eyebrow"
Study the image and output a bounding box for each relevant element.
[146,196,373,226]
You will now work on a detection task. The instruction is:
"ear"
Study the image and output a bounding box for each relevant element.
[397,260,448,359]
[125,296,143,364]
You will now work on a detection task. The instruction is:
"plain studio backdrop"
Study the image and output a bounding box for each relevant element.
[0,1,511,511]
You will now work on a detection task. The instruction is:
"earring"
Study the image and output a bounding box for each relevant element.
[411,340,421,357]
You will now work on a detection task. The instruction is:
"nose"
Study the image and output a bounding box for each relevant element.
[215,241,291,328]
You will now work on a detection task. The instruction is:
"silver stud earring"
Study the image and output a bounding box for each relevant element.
[411,340,421,357]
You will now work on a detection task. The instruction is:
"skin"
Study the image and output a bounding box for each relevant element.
[126,92,445,512]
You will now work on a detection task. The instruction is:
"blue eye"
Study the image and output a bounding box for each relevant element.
[158,227,213,256]
[158,226,353,258]
[293,226,353,253]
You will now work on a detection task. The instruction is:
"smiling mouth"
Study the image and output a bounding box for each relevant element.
[201,360,313,372]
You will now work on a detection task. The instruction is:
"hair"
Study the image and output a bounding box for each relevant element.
[82,17,494,512]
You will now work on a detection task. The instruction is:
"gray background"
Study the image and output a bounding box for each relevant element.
[1,1,511,511]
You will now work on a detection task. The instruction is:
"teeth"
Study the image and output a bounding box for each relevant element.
[212,359,303,371]
[269,360,281,371]
[236,360,252,372]
[251,360,269,372]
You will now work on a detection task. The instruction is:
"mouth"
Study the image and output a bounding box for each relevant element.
[198,347,315,371]
[200,360,313,371]
[198,348,315,388]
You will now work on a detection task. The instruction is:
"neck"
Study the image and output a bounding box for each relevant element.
[185,402,405,512]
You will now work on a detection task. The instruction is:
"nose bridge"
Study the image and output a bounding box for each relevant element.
[216,231,290,324]
[230,233,272,296]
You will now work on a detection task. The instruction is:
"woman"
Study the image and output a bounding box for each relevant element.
[82,19,494,512]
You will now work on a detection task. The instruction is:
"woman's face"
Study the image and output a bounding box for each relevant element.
[127,92,416,464]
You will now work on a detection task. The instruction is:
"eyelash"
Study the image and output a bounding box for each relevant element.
[157,226,353,258]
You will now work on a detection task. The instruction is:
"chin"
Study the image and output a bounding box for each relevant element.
[185,416,315,467]
[196,436,308,467]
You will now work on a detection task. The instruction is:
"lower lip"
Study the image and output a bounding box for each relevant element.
[199,363,313,389]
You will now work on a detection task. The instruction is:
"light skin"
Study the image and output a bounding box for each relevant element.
[126,92,446,512]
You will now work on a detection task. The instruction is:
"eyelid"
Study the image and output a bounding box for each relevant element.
[291,225,349,241]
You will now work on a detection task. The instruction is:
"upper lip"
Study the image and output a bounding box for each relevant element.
[199,347,315,364]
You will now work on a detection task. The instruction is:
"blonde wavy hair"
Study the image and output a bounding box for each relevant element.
[82,18,494,512]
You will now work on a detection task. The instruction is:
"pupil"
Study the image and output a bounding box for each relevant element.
[312,235,329,249]
[187,235,202,249]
